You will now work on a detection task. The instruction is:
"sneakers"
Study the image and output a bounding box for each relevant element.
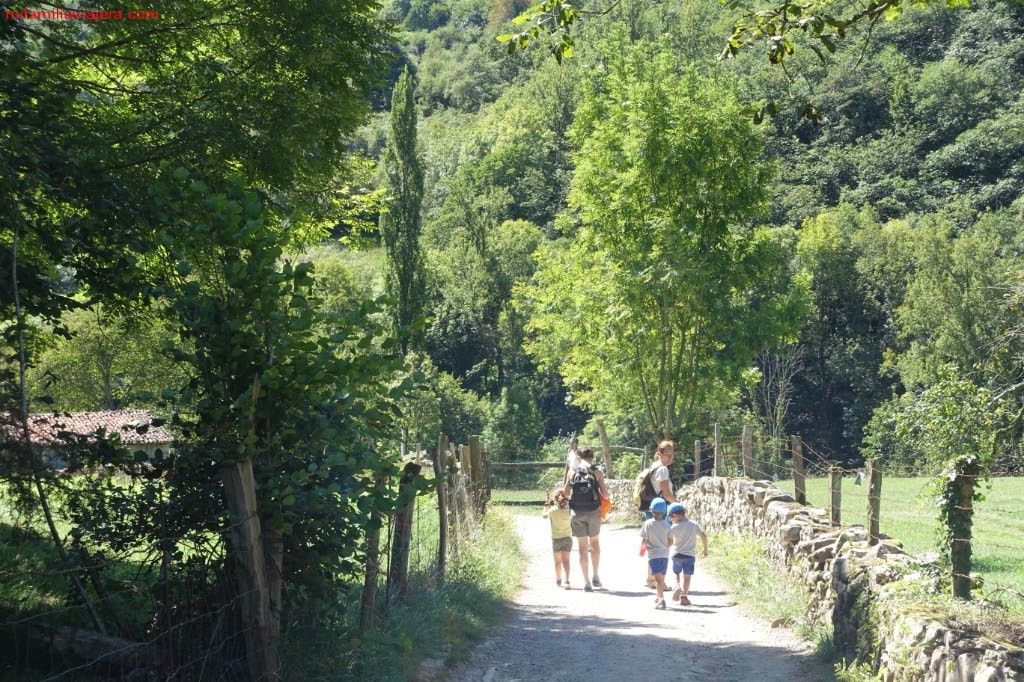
[591,577,602,589]
[583,583,593,592]
[672,587,683,602]
[564,582,571,590]
[556,579,562,587]
[654,598,666,610]
[679,595,691,605]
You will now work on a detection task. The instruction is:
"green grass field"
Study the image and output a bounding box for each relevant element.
[775,475,1024,611]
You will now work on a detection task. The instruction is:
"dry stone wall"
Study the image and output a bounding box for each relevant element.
[607,475,1023,682]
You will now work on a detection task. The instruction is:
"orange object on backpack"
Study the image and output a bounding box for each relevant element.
[599,494,612,520]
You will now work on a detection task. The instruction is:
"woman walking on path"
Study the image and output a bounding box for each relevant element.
[563,446,610,591]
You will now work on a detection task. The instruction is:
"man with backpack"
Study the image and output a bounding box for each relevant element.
[562,446,611,592]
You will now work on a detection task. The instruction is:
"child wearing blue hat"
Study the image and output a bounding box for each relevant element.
[667,501,707,605]
[639,497,672,609]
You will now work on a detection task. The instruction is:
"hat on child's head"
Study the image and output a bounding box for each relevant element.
[650,498,667,513]
[667,502,685,516]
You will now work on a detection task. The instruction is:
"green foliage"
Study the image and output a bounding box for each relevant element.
[280,505,524,680]
[381,67,427,353]
[834,659,882,682]
[708,532,826,642]
[791,205,900,461]
[24,305,189,413]
[615,453,644,481]
[518,44,810,439]
[483,384,542,459]
[894,211,1024,389]
[151,175,409,599]
[863,369,1010,597]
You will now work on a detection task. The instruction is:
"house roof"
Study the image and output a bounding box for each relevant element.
[1,410,174,446]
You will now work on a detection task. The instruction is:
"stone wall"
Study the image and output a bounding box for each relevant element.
[608,475,1023,682]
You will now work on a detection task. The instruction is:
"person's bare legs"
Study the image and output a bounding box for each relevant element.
[588,535,601,585]
[683,572,692,596]
[576,536,591,586]
[559,551,571,585]
[553,552,563,583]
[654,572,667,604]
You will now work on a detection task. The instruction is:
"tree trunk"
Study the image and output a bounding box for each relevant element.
[222,459,278,681]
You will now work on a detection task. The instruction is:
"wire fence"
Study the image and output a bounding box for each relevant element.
[695,427,1024,613]
[0,440,485,681]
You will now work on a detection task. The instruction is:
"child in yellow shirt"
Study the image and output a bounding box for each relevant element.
[543,490,573,589]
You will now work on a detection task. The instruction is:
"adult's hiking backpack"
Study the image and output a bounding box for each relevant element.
[568,466,600,511]
[632,465,659,512]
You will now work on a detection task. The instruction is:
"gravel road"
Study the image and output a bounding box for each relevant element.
[444,513,838,682]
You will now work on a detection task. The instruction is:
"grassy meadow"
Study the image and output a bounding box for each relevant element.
[776,475,1024,612]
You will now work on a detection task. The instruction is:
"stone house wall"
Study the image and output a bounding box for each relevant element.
[605,476,1023,682]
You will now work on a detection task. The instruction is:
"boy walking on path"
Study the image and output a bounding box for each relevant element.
[543,491,573,589]
[667,502,708,605]
[640,497,672,609]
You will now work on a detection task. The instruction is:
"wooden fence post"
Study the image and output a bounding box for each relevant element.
[950,473,974,593]
[388,462,421,596]
[693,440,701,481]
[790,435,806,505]
[829,466,842,526]
[741,425,752,478]
[222,458,278,681]
[867,458,882,546]
[713,423,722,476]
[482,443,492,507]
[446,443,460,560]
[360,470,388,631]
[469,435,484,511]
[460,444,471,480]
[433,434,449,582]
[595,419,613,478]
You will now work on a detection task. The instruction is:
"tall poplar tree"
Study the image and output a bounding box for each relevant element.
[380,67,426,354]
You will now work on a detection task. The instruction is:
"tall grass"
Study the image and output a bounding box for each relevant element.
[705,532,828,644]
[776,475,1024,614]
[280,499,525,681]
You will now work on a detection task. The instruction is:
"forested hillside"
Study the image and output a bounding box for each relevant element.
[4,0,1024,676]
[336,0,1024,465]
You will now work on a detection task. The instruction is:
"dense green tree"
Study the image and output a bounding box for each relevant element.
[380,66,427,352]
[790,205,900,461]
[25,305,188,413]
[2,0,403,674]
[895,210,1024,390]
[518,44,810,440]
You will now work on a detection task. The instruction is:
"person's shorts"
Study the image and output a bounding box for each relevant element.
[570,508,601,537]
[672,554,696,576]
[552,536,572,553]
[648,557,669,576]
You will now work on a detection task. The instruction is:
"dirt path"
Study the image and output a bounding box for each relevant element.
[444,514,838,682]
